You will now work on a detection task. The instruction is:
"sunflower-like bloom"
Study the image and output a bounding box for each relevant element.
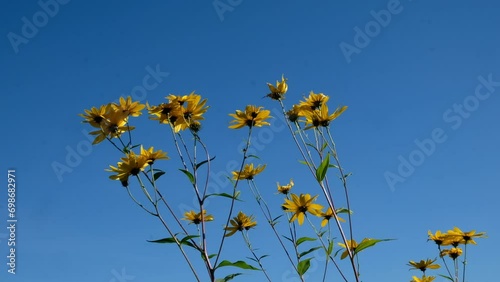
[266,74,288,100]
[229,105,271,129]
[80,104,110,128]
[112,96,145,117]
[148,102,182,124]
[140,146,169,164]
[173,94,208,133]
[232,163,266,180]
[446,227,487,245]
[90,108,134,144]
[182,210,214,225]
[277,179,294,195]
[427,230,447,246]
[282,193,323,225]
[303,103,348,130]
[106,151,149,186]
[224,211,257,237]
[411,276,436,282]
[286,104,303,123]
[320,207,345,227]
[298,91,330,111]
[440,247,463,259]
[167,92,199,107]
[407,259,440,272]
[337,238,369,260]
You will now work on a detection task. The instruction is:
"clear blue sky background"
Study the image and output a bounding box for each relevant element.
[2,0,499,281]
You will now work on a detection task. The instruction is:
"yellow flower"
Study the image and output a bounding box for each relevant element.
[140,146,169,164]
[173,94,208,132]
[167,92,199,106]
[298,91,330,111]
[320,207,345,227]
[229,105,271,129]
[232,163,266,180]
[286,104,303,122]
[446,227,487,245]
[337,238,369,260]
[266,74,288,100]
[303,103,347,130]
[427,230,447,246]
[411,276,436,282]
[408,259,440,272]
[277,179,294,195]
[440,247,463,259]
[282,193,323,225]
[112,96,145,117]
[106,151,149,186]
[80,104,110,128]
[148,102,182,124]
[90,108,134,144]
[224,211,257,237]
[182,210,214,225]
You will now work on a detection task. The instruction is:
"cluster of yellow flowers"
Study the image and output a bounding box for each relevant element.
[409,227,487,282]
[79,96,145,144]
[148,92,208,132]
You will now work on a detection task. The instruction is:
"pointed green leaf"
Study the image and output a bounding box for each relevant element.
[335,208,353,215]
[195,156,216,170]
[315,153,330,182]
[299,247,321,258]
[216,260,259,270]
[204,191,241,201]
[179,169,195,184]
[297,258,312,275]
[296,236,316,246]
[327,240,334,255]
[247,154,260,159]
[153,171,165,181]
[438,274,454,281]
[354,238,394,256]
[215,273,243,282]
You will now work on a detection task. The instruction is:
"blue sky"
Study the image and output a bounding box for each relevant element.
[2,0,499,281]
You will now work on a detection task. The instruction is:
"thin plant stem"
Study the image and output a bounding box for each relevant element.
[241,231,272,282]
[247,180,301,277]
[463,243,468,282]
[213,126,253,268]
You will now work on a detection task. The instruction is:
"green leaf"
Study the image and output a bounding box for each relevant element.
[327,240,334,255]
[297,258,312,276]
[354,238,394,256]
[153,171,165,181]
[335,208,353,215]
[204,191,241,201]
[215,273,242,282]
[216,260,259,270]
[296,237,316,246]
[299,247,321,258]
[438,274,454,281]
[315,153,330,182]
[282,235,293,243]
[195,156,216,170]
[320,142,328,152]
[328,164,339,169]
[247,154,260,159]
[298,160,312,166]
[147,235,199,249]
[179,169,195,184]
